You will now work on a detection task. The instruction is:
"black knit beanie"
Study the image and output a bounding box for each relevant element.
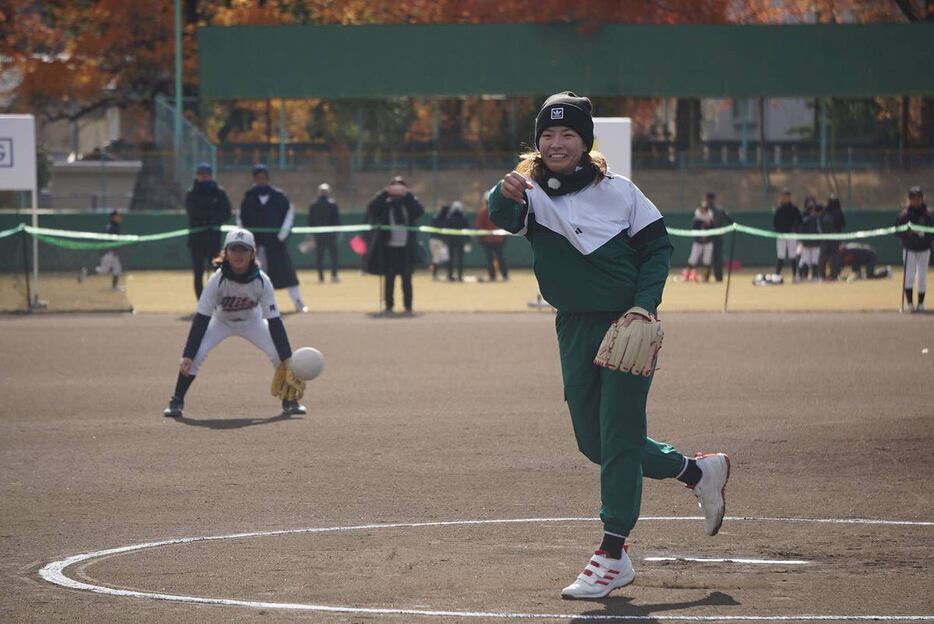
[534,91,594,151]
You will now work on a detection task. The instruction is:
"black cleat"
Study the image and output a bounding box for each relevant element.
[163,396,184,418]
[281,399,307,416]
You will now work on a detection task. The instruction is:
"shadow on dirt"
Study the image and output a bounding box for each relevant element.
[172,413,299,430]
[572,590,740,622]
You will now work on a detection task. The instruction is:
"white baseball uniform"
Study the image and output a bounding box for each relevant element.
[776,237,797,259]
[188,268,282,375]
[904,248,930,293]
[687,242,713,266]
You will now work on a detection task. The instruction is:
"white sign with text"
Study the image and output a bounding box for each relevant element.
[0,115,37,191]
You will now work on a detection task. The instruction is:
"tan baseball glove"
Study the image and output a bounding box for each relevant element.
[593,307,664,377]
[271,360,306,401]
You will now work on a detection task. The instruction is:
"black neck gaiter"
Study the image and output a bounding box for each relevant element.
[221,261,260,284]
[535,161,599,197]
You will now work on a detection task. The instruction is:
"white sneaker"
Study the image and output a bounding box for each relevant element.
[561,547,635,600]
[917,303,926,312]
[693,453,731,536]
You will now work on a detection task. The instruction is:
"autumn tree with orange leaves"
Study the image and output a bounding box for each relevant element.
[1,0,931,152]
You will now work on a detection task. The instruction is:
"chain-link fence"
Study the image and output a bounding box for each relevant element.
[16,142,933,215]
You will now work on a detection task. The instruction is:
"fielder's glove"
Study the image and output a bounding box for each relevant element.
[271,360,306,401]
[593,306,664,377]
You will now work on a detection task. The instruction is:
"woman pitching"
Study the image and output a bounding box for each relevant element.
[162,228,306,419]
[488,91,730,600]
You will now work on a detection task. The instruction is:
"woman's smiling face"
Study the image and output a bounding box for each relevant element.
[538,126,586,175]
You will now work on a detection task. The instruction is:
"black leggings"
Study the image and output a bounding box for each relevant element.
[191,247,217,300]
[383,246,413,311]
[315,235,339,280]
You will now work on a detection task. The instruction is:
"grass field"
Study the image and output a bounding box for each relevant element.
[2,266,921,314]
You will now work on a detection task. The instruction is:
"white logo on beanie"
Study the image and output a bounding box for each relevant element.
[551,107,564,120]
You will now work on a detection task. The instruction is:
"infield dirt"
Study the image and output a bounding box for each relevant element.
[1,312,932,623]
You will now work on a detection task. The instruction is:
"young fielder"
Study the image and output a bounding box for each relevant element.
[162,228,306,419]
[489,91,729,600]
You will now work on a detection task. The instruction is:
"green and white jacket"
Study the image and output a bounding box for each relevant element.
[488,172,672,315]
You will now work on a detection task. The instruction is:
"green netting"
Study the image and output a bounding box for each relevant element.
[1,221,932,251]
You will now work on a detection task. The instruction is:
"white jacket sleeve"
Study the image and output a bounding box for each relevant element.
[278,204,295,241]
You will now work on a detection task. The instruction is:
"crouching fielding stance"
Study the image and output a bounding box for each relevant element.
[163,228,306,418]
[489,92,730,600]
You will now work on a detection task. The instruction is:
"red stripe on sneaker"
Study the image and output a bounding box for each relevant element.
[589,560,601,567]
[583,569,593,577]
[609,568,621,574]
[596,580,609,585]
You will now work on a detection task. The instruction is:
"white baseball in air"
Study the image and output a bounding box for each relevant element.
[289,347,325,381]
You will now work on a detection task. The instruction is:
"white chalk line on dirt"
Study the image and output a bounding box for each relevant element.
[38,515,934,621]
[643,556,810,565]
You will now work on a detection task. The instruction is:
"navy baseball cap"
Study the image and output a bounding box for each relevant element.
[252,163,269,176]
[195,162,212,174]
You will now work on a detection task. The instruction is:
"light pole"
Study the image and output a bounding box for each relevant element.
[173,0,182,184]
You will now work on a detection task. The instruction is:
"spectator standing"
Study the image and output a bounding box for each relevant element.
[475,190,509,281]
[364,176,425,315]
[773,188,802,279]
[444,201,470,282]
[428,204,451,281]
[796,197,823,281]
[238,164,307,313]
[90,210,124,291]
[820,193,846,280]
[184,163,232,299]
[683,200,714,282]
[895,186,933,312]
[308,182,341,283]
[705,192,733,282]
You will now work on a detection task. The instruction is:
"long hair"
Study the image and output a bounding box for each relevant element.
[515,149,608,182]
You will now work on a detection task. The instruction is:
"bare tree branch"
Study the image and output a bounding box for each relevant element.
[893,0,921,21]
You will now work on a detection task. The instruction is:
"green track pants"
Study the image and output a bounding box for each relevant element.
[556,310,686,537]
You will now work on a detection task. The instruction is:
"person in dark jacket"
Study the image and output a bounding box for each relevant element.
[444,201,470,282]
[185,163,232,299]
[796,196,823,281]
[683,200,714,282]
[428,204,451,281]
[895,186,933,312]
[87,210,125,291]
[475,190,509,281]
[308,182,341,283]
[773,189,802,279]
[839,243,890,280]
[238,164,307,313]
[364,176,425,315]
[819,193,846,280]
[706,192,733,282]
